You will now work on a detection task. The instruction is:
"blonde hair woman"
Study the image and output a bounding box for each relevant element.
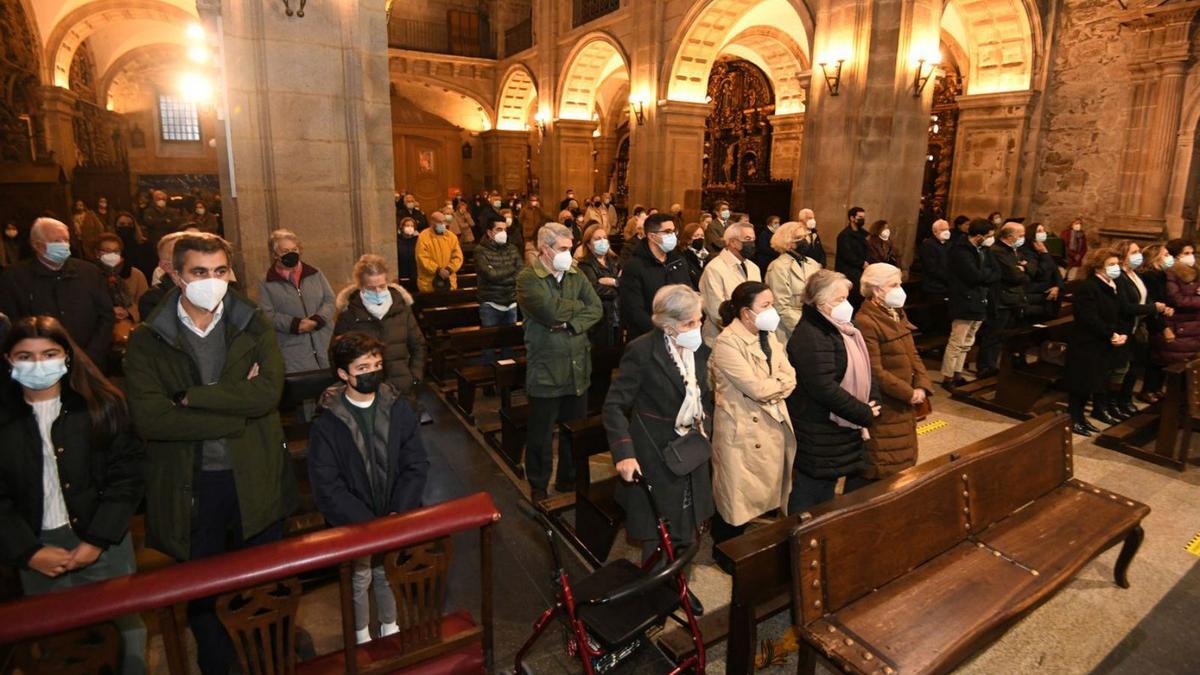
[765,221,824,343]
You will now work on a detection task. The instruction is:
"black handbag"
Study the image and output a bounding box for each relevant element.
[637,414,711,477]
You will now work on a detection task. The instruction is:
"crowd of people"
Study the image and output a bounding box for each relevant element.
[0,182,1196,672]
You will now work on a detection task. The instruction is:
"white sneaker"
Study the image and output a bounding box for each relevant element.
[379,621,400,637]
[355,627,371,644]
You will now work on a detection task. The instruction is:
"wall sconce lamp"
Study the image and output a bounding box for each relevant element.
[281,0,307,17]
[534,110,548,136]
[630,99,646,126]
[912,58,938,97]
[817,59,844,96]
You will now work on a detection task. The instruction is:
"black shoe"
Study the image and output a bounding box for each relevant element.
[685,589,705,616]
[1118,402,1139,417]
[1082,420,1102,434]
[1091,409,1119,425]
[1071,422,1093,437]
[1107,404,1131,422]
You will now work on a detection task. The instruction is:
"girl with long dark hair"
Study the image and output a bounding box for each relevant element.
[0,316,146,673]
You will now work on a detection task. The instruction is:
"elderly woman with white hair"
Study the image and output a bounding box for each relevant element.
[765,221,825,342]
[603,284,712,612]
[855,263,933,478]
[785,270,881,512]
[257,228,337,374]
[796,208,827,267]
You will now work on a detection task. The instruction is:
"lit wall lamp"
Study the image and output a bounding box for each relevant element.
[817,59,844,96]
[534,110,548,135]
[281,0,307,17]
[911,58,938,97]
[630,99,645,126]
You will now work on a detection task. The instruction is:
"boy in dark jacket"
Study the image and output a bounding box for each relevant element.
[307,332,430,644]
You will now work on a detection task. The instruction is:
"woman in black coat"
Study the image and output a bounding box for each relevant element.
[1020,224,1065,322]
[0,316,145,673]
[603,284,712,609]
[1111,240,1169,418]
[681,222,709,290]
[1137,244,1173,401]
[786,270,881,513]
[1066,249,1127,436]
[576,223,623,347]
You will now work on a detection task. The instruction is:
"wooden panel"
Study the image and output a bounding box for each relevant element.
[964,418,1070,532]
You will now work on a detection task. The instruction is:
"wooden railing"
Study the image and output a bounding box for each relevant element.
[573,0,620,27]
[504,16,533,56]
[0,493,501,673]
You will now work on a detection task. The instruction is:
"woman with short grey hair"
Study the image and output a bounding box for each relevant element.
[603,284,713,614]
[786,269,881,512]
[257,228,337,374]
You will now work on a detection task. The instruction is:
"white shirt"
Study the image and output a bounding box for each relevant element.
[178,299,225,338]
[31,398,69,529]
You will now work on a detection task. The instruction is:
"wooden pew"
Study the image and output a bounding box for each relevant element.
[952,314,1073,419]
[659,413,1149,674]
[1096,357,1200,471]
[451,338,527,420]
[411,288,476,314]
[540,415,626,567]
[428,323,524,384]
[419,302,481,336]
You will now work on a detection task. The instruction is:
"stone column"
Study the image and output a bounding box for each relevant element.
[205,0,395,289]
[769,112,805,219]
[644,100,710,221]
[800,0,941,266]
[40,86,79,175]
[947,91,1037,220]
[481,129,530,195]
[545,119,595,207]
[592,135,617,195]
[1137,60,1187,222]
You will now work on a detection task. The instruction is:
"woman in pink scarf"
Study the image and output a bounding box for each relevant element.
[785,270,881,513]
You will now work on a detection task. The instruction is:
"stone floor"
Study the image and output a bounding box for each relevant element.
[139,378,1199,674]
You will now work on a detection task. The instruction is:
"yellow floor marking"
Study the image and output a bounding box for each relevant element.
[916,419,949,436]
[1186,532,1200,557]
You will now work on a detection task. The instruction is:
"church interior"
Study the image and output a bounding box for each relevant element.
[2,0,1200,673]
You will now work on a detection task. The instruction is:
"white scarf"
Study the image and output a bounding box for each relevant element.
[664,334,705,436]
[364,291,393,319]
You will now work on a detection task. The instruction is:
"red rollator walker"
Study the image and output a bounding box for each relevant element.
[511,475,706,674]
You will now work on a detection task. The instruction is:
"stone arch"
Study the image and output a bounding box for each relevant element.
[43,0,196,87]
[99,42,187,111]
[942,0,1039,95]
[556,31,630,121]
[390,74,496,132]
[495,63,538,131]
[663,0,813,104]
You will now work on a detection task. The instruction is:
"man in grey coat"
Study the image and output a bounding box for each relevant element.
[256,229,336,373]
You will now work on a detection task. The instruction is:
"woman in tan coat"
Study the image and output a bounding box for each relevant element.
[709,281,797,551]
[856,263,933,478]
[765,221,824,343]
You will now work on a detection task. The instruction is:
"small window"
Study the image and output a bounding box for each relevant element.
[158,94,201,142]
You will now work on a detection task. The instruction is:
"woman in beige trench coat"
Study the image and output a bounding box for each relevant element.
[709,280,797,551]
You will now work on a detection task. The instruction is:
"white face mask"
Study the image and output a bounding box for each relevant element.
[673,327,703,352]
[752,306,781,333]
[552,249,573,272]
[1035,231,1047,243]
[184,277,228,312]
[829,300,854,323]
[1181,253,1196,268]
[937,229,951,241]
[492,230,508,245]
[883,286,906,309]
[982,236,996,247]
[658,232,678,253]
[99,252,122,268]
[719,210,731,221]
[504,216,513,225]
[806,218,817,231]
[879,229,891,241]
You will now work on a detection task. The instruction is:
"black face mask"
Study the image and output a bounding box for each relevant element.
[854,216,866,227]
[794,239,810,256]
[349,369,383,395]
[280,251,301,268]
[690,239,705,252]
[740,241,757,259]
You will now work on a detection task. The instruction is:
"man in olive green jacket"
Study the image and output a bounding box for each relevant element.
[516,223,603,502]
[124,233,296,675]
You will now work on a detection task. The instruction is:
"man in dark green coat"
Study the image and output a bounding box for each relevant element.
[123,233,296,675]
[516,222,603,502]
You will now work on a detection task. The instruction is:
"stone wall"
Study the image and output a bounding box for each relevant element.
[1027,0,1132,231]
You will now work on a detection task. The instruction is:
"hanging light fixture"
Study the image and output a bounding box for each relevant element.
[281,0,307,18]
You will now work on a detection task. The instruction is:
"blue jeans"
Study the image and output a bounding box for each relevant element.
[479,304,518,364]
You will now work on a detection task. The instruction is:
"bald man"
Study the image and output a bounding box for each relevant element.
[0,218,114,368]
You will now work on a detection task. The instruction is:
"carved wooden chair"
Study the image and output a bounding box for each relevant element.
[216,578,303,675]
[14,622,121,675]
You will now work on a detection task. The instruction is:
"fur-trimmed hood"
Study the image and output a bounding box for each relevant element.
[335,283,414,313]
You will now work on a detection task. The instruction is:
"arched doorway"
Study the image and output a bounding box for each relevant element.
[702,58,782,221]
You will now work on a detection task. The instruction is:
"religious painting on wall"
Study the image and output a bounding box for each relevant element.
[701,58,775,213]
[418,149,435,174]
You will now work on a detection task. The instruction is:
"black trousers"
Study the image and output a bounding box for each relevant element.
[976,307,1014,371]
[188,470,284,675]
[788,470,872,515]
[1069,391,1110,423]
[525,393,585,491]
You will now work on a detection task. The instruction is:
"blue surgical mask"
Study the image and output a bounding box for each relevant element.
[363,289,389,305]
[1105,264,1121,280]
[44,241,70,265]
[434,224,447,234]
[659,232,678,253]
[11,358,68,391]
[1164,255,1176,269]
[1129,253,1144,268]
[592,239,610,256]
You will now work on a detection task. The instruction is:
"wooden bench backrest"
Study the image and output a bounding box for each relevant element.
[1188,360,1200,418]
[791,413,1071,625]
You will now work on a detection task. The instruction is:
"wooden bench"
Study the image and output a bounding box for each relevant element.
[418,302,481,337]
[952,314,1073,419]
[451,335,528,420]
[411,288,476,315]
[1097,357,1200,471]
[427,322,524,383]
[541,415,626,567]
[659,413,1149,674]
